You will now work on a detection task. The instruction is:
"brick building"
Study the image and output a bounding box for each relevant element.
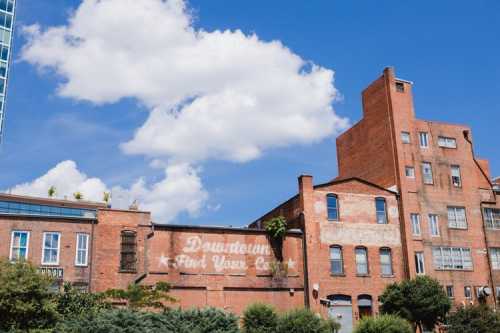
[1,68,499,333]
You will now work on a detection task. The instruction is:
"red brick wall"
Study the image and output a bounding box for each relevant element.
[0,215,94,287]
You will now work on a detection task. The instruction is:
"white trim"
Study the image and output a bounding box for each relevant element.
[42,232,61,266]
[75,233,89,267]
[9,230,29,261]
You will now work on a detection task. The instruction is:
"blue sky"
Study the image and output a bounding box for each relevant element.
[1,0,499,226]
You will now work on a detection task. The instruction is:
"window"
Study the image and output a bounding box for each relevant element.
[448,207,467,229]
[355,247,369,275]
[421,162,434,184]
[401,132,411,144]
[330,246,344,275]
[411,214,421,236]
[10,231,29,261]
[432,247,472,270]
[464,286,472,299]
[327,194,339,221]
[0,0,15,13]
[395,82,405,92]
[415,252,425,274]
[496,287,500,300]
[490,248,500,270]
[419,132,429,148]
[405,166,415,178]
[42,232,60,265]
[429,214,440,236]
[446,286,454,298]
[120,230,137,272]
[380,248,393,276]
[75,233,89,266]
[438,136,457,149]
[451,165,462,187]
[375,198,388,224]
[483,208,500,229]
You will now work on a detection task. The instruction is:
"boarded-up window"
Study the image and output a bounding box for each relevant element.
[120,230,137,272]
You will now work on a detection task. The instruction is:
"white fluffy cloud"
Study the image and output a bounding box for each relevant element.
[6,160,207,223]
[18,0,349,222]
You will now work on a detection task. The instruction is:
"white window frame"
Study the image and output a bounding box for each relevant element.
[401,132,411,144]
[464,286,472,299]
[490,248,500,270]
[446,285,454,298]
[9,230,29,261]
[415,252,425,275]
[451,165,462,187]
[438,136,457,149]
[432,246,473,270]
[429,214,440,237]
[422,162,434,185]
[42,232,61,266]
[380,248,393,276]
[484,208,500,229]
[419,132,429,148]
[411,213,421,236]
[75,233,89,267]
[448,206,467,229]
[405,166,415,178]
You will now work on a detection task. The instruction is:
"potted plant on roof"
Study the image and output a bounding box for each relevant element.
[73,192,83,201]
[103,192,111,208]
[48,186,56,198]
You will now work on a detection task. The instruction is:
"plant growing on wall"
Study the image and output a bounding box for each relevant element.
[264,216,287,269]
[103,192,110,204]
[269,261,289,280]
[103,282,176,311]
[73,192,83,200]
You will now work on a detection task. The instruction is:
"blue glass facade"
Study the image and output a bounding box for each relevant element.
[0,0,15,143]
[0,200,97,218]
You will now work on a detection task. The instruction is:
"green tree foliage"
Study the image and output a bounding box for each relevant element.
[73,191,83,200]
[379,276,451,332]
[55,283,109,320]
[447,304,500,333]
[0,259,59,331]
[354,314,413,333]
[277,308,339,333]
[103,281,176,310]
[242,303,279,333]
[264,216,287,239]
[57,307,240,333]
[48,186,56,197]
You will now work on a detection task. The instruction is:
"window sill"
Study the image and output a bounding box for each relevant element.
[118,270,137,274]
[327,219,341,223]
[75,264,89,268]
[41,263,60,266]
[381,274,395,278]
[356,274,370,278]
[448,227,468,231]
[330,273,346,277]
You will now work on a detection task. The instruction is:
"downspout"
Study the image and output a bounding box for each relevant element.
[300,213,311,308]
[464,130,496,308]
[88,217,96,292]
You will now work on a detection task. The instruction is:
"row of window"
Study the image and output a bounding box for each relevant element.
[0,200,97,218]
[413,246,473,274]
[401,131,457,149]
[327,195,388,224]
[405,163,462,187]
[329,246,394,276]
[9,231,89,266]
[445,285,500,300]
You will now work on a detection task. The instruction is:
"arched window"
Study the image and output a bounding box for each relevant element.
[375,197,388,224]
[330,245,344,275]
[355,246,369,275]
[327,194,339,221]
[379,247,393,276]
[120,230,137,272]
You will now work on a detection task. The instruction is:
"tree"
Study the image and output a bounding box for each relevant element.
[103,281,176,310]
[264,216,287,262]
[48,186,56,198]
[277,308,339,333]
[242,303,279,333]
[447,304,500,333]
[379,276,451,332]
[0,259,59,331]
[354,314,413,333]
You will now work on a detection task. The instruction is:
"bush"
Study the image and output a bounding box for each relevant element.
[0,260,59,331]
[447,304,500,333]
[56,307,240,333]
[242,303,279,333]
[55,283,109,320]
[354,315,412,333]
[277,308,338,333]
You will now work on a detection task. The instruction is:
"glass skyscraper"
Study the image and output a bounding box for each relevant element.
[0,0,15,144]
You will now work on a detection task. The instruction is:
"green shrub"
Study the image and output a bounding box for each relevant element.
[447,304,500,333]
[354,315,412,333]
[242,303,279,333]
[277,308,338,333]
[55,283,109,320]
